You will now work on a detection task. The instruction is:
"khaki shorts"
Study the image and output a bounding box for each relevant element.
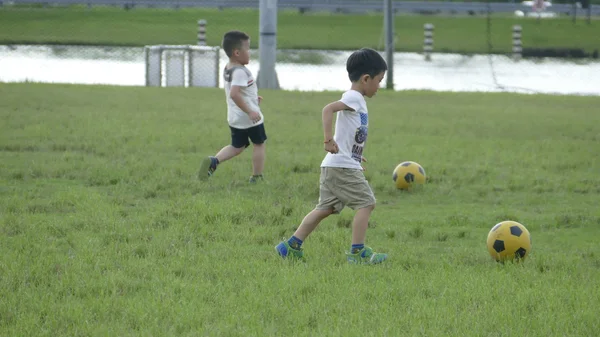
[316,167,376,214]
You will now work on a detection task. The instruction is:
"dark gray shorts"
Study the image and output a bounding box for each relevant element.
[230,123,267,148]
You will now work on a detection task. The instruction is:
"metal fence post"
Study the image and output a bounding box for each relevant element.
[257,0,280,89]
[512,25,522,60]
[424,23,434,61]
[198,19,207,46]
[384,0,394,90]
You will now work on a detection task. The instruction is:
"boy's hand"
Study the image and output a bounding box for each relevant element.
[258,96,263,105]
[324,139,339,154]
[248,111,262,124]
[361,156,367,171]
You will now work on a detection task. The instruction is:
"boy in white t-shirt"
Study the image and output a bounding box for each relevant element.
[199,31,267,183]
[276,48,388,264]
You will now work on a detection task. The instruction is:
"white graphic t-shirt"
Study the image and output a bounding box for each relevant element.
[223,65,264,129]
[321,90,368,170]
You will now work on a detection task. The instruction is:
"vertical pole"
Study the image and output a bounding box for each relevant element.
[512,25,522,60]
[572,1,577,24]
[384,0,394,90]
[145,46,150,87]
[187,47,192,88]
[587,2,591,24]
[198,19,207,46]
[423,23,434,61]
[145,46,162,87]
[257,0,280,89]
[534,0,543,22]
[214,47,220,88]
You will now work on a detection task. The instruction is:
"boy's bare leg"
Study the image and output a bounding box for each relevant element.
[200,146,242,180]
[293,208,334,240]
[351,204,375,245]
[275,208,332,258]
[251,143,266,176]
[346,204,386,264]
[215,145,245,163]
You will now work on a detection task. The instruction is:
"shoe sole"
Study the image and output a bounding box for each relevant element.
[347,254,388,265]
[198,157,211,181]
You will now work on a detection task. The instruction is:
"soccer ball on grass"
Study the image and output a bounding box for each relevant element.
[392,161,426,189]
[486,221,532,262]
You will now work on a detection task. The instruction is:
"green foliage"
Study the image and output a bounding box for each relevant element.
[1,83,600,335]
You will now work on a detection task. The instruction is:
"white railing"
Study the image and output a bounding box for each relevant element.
[144,45,220,88]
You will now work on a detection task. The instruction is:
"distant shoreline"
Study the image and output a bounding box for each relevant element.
[0,7,598,56]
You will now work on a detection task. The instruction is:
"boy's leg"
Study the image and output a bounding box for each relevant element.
[215,145,245,163]
[335,168,387,264]
[251,143,265,177]
[218,126,250,163]
[275,208,333,259]
[346,203,386,264]
[294,208,334,240]
[350,204,375,246]
[199,146,244,180]
[198,126,248,179]
[247,124,267,181]
[276,168,342,259]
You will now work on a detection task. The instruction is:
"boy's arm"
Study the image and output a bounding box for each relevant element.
[230,85,261,123]
[230,85,253,114]
[322,101,353,153]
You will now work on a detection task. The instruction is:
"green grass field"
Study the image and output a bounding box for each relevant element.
[1,83,600,336]
[0,7,598,54]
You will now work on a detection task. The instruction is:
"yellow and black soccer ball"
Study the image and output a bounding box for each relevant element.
[392,161,426,189]
[486,221,532,262]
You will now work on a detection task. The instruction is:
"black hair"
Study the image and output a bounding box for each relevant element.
[222,30,250,58]
[346,48,388,82]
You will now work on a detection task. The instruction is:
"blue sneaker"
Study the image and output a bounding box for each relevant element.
[275,241,304,260]
[199,156,218,180]
[346,247,387,265]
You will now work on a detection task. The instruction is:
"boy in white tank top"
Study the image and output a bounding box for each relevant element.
[199,31,267,183]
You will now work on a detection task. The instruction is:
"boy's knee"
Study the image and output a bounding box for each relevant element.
[360,203,375,212]
[324,207,335,216]
[313,207,335,219]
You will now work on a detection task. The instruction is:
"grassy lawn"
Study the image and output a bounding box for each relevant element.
[1,82,599,336]
[0,7,598,54]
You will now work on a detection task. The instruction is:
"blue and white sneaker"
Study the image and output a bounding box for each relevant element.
[275,241,304,260]
[346,247,387,265]
[198,156,219,180]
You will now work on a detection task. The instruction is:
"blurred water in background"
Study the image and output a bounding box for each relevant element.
[1,44,599,95]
